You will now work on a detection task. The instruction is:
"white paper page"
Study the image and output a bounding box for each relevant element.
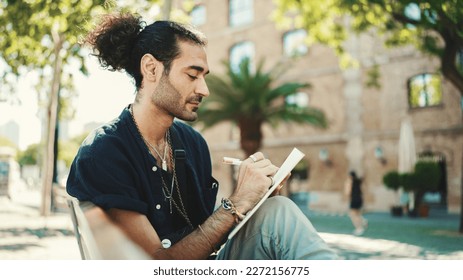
[227,147,305,239]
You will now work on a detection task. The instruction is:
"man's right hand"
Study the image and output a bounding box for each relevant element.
[229,152,279,215]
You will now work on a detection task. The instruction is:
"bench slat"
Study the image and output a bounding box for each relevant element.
[68,198,151,260]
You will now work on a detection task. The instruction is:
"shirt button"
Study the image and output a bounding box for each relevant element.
[155,204,161,210]
[161,239,171,248]
[152,166,158,172]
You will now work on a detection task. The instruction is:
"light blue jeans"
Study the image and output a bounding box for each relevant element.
[216,196,338,260]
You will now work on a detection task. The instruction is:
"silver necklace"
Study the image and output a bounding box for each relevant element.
[129,105,193,227]
[146,132,169,171]
[130,105,169,171]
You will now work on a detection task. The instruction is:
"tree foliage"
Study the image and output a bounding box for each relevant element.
[0,0,177,215]
[273,0,463,93]
[413,160,441,192]
[17,143,41,166]
[0,0,112,77]
[0,0,115,215]
[196,57,327,156]
[59,131,90,168]
[383,170,401,191]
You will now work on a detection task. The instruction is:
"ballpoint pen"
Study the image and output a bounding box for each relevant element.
[222,157,242,166]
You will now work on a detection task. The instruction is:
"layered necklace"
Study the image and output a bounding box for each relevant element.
[146,132,168,172]
[129,105,193,229]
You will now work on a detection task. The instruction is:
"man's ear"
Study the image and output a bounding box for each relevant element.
[140,54,161,82]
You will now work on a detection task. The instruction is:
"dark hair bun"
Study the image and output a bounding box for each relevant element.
[85,12,144,71]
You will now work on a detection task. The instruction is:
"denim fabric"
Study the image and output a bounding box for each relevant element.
[216,196,338,260]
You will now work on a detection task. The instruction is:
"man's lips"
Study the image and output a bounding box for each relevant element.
[188,97,202,106]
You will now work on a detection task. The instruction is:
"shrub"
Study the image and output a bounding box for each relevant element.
[413,160,441,192]
[382,170,401,191]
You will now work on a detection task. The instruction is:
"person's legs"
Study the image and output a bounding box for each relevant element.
[349,209,367,235]
[349,209,360,228]
[360,211,368,228]
[216,196,337,260]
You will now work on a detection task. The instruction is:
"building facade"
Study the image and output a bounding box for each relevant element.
[185,0,462,214]
[0,120,19,147]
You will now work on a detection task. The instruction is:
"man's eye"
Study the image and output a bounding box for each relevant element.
[187,74,198,80]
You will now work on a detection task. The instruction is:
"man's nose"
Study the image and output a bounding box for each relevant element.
[196,77,210,97]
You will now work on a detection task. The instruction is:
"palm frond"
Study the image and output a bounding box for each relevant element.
[267,82,311,101]
[195,57,328,141]
[267,106,328,128]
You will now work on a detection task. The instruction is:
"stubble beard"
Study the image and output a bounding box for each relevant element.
[152,74,199,122]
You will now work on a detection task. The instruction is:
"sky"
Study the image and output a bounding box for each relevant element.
[0,57,135,150]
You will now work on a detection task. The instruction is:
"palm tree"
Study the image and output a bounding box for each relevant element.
[196,57,327,157]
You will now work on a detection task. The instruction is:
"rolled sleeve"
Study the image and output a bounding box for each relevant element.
[67,131,149,215]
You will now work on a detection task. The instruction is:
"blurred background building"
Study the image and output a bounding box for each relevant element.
[0,0,460,216]
[0,121,20,147]
[185,0,461,214]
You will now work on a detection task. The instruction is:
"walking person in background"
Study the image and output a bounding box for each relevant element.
[344,171,368,236]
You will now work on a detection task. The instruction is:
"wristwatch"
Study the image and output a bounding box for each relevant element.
[221,198,234,211]
[221,198,245,223]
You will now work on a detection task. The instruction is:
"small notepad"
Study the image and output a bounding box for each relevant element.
[227,148,306,239]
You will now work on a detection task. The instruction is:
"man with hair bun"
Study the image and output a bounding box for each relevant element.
[67,12,336,260]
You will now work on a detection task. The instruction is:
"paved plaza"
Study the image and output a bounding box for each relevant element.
[0,188,462,260]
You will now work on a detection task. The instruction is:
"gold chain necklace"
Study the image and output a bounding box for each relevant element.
[161,132,193,229]
[129,105,193,229]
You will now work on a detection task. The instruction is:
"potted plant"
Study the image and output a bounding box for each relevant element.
[382,170,403,216]
[407,160,441,217]
[399,160,441,217]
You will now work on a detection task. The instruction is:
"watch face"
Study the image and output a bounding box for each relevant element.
[222,198,232,210]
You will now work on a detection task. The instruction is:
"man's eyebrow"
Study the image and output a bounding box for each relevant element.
[188,65,210,75]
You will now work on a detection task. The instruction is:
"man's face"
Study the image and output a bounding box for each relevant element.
[151,41,210,122]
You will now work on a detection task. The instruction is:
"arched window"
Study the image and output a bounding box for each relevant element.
[229,41,255,73]
[408,73,442,108]
[283,29,308,57]
[190,4,206,26]
[285,92,309,109]
[229,0,253,27]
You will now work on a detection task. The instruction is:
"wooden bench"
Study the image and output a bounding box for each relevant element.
[67,198,151,260]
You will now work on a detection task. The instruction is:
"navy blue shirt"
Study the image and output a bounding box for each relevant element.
[66,106,219,244]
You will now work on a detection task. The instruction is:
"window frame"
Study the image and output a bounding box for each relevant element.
[190,4,206,26]
[407,73,443,109]
[229,41,255,73]
[285,91,310,109]
[229,0,254,27]
[283,29,308,57]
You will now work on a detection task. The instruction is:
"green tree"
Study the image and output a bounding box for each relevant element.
[0,0,186,215]
[17,143,41,166]
[399,161,440,215]
[383,170,401,191]
[196,58,327,157]
[273,0,463,93]
[0,0,114,216]
[274,0,463,233]
[412,160,441,208]
[59,131,90,168]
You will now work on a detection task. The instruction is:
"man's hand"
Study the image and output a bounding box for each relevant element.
[229,152,279,214]
[270,173,291,196]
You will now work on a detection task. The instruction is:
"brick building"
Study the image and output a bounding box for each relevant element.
[184,0,462,214]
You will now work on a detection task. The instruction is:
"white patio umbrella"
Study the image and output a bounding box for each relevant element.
[398,116,417,209]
